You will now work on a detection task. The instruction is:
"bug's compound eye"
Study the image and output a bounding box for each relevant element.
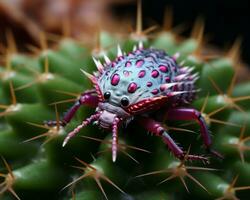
[104,91,111,100]
[120,97,130,107]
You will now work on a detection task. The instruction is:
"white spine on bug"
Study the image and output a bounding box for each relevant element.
[138,41,143,49]
[92,57,103,72]
[80,69,95,80]
[103,53,111,64]
[173,52,180,60]
[117,45,123,57]
[133,45,137,51]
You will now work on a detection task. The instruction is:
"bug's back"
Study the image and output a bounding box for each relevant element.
[98,48,197,110]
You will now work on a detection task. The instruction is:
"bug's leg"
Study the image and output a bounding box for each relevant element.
[111,117,120,162]
[45,89,99,127]
[165,108,223,159]
[138,117,209,162]
[63,112,101,146]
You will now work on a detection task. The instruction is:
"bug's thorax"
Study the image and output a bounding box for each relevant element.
[92,47,199,128]
[97,102,130,129]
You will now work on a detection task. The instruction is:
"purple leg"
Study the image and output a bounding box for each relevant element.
[138,117,208,162]
[165,108,223,159]
[111,117,120,162]
[62,112,101,147]
[46,89,99,126]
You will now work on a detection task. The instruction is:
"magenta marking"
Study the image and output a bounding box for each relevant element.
[173,85,179,91]
[128,82,138,93]
[136,60,144,67]
[123,70,130,77]
[151,89,159,95]
[165,77,171,83]
[125,61,132,67]
[117,56,124,61]
[147,82,153,87]
[111,74,120,86]
[151,70,159,78]
[160,85,166,92]
[138,70,146,78]
[159,65,168,73]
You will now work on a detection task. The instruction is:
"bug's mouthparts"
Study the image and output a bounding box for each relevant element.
[99,110,117,129]
[98,102,130,118]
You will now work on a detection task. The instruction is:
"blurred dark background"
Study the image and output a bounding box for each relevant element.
[113,0,250,66]
[0,0,249,67]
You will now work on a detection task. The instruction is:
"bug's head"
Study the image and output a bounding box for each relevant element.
[97,86,132,129]
[96,74,173,129]
[97,88,170,129]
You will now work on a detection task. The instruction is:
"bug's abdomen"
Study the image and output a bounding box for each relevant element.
[98,48,198,107]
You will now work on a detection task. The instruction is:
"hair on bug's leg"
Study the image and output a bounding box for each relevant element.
[62,112,102,147]
[137,117,209,162]
[165,108,223,159]
[45,89,99,127]
[111,117,120,162]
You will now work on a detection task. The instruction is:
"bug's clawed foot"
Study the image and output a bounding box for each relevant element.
[44,120,66,127]
[178,153,210,164]
[206,148,224,160]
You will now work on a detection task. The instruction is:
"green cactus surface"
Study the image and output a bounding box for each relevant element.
[1,6,250,200]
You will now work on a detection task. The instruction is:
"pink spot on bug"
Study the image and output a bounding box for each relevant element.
[118,56,124,61]
[160,85,166,92]
[111,74,120,86]
[138,70,146,78]
[151,70,159,78]
[151,89,159,95]
[136,60,144,67]
[159,65,168,73]
[147,82,153,87]
[128,82,137,93]
[123,70,130,77]
[173,85,179,91]
[165,77,171,83]
[125,61,132,67]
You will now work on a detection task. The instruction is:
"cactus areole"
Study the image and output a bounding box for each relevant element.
[50,43,221,162]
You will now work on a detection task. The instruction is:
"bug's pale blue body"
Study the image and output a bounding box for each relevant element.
[55,44,220,164]
[98,48,196,110]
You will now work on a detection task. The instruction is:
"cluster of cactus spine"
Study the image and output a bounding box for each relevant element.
[1,1,250,199]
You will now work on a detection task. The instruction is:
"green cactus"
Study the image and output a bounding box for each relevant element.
[1,3,250,200]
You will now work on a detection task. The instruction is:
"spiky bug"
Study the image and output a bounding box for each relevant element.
[48,43,221,162]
